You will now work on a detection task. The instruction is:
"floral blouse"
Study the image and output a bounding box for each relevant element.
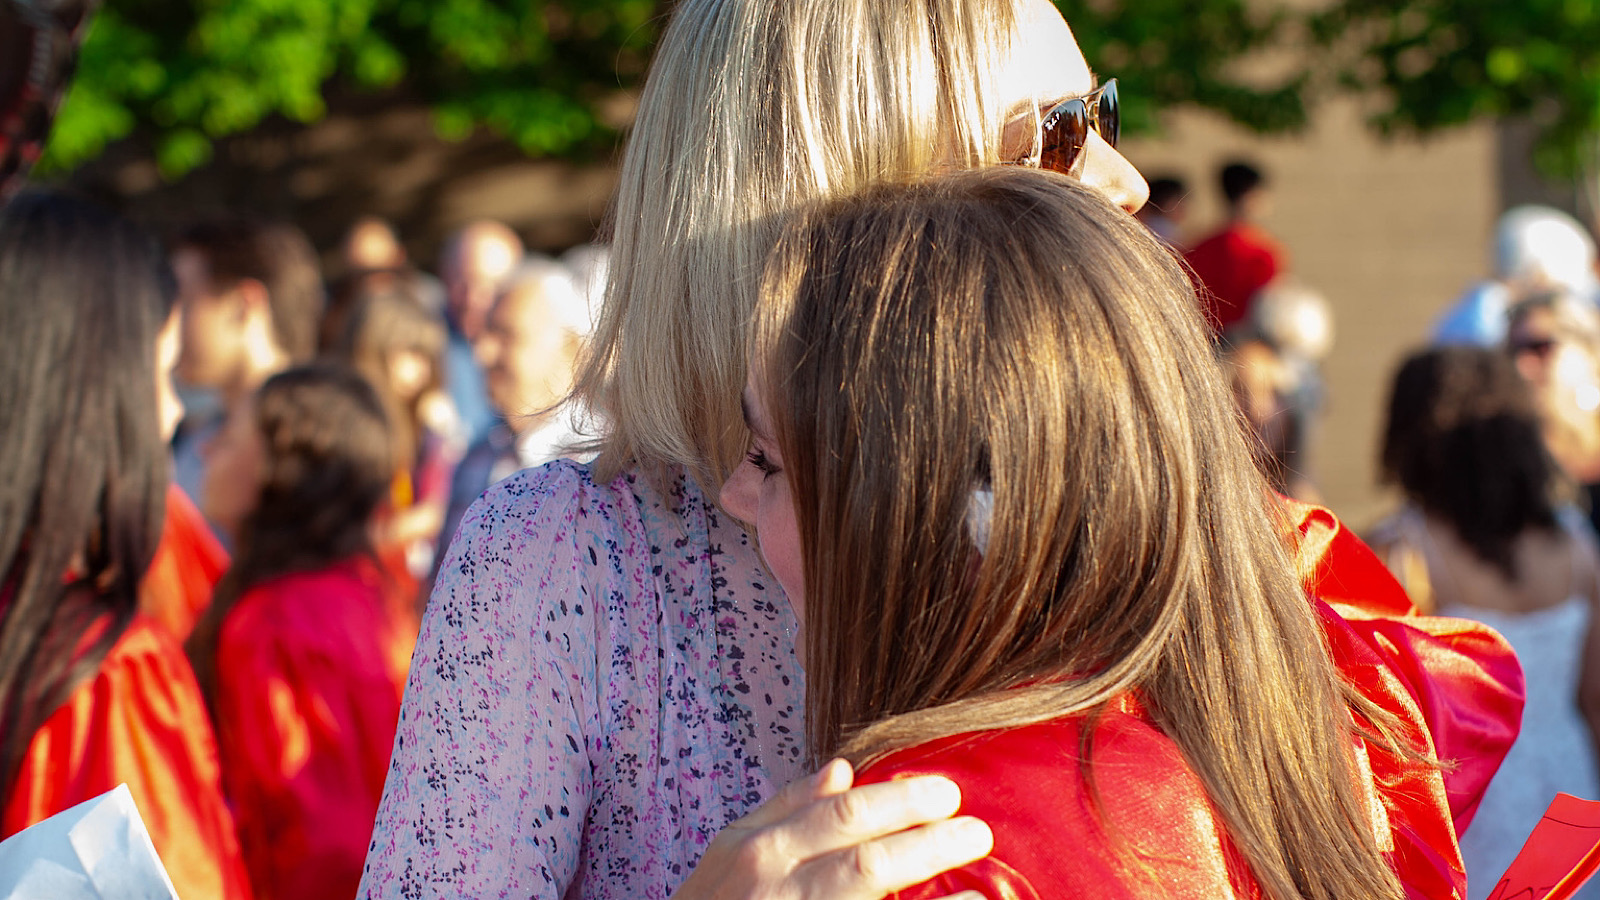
[358,460,807,899]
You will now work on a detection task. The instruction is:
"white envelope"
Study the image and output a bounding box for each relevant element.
[0,784,179,900]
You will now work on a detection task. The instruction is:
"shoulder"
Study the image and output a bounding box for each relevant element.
[95,616,199,694]
[453,458,635,545]
[34,616,214,754]
[862,707,1241,900]
[859,705,1185,807]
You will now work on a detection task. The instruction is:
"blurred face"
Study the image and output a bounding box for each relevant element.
[173,247,244,390]
[718,383,804,620]
[155,309,185,443]
[477,285,580,429]
[994,0,1147,213]
[200,396,266,540]
[1509,306,1600,415]
[446,235,520,341]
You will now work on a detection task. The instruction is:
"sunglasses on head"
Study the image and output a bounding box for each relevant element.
[1017,78,1120,177]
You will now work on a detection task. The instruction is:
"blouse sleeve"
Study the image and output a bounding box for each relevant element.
[2,618,253,900]
[359,462,602,899]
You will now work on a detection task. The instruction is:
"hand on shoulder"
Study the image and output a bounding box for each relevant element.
[671,759,992,900]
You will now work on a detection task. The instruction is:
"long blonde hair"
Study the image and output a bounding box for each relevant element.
[754,168,1410,900]
[574,0,1018,492]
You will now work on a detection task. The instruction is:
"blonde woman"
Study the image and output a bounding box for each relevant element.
[361,1,1505,898]
[720,168,1522,899]
[363,2,1139,897]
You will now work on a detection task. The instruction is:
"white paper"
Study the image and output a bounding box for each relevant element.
[0,784,179,900]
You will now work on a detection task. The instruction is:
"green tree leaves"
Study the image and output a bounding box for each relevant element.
[1314,0,1600,175]
[44,0,661,176]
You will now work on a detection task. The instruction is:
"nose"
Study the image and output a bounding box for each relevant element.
[1078,130,1148,214]
[718,461,757,523]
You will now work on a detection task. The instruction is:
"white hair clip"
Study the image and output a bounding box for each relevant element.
[965,487,995,556]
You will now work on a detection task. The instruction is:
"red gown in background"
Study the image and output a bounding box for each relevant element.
[2,616,253,900]
[1183,221,1284,332]
[140,484,229,643]
[213,556,416,900]
[860,500,1525,900]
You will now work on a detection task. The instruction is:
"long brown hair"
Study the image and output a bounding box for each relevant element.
[753,168,1408,900]
[187,365,394,704]
[0,191,174,804]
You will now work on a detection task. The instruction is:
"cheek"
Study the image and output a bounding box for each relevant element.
[757,484,806,614]
[155,316,185,442]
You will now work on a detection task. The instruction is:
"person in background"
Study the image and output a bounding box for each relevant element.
[438,220,523,447]
[1184,160,1285,333]
[169,216,325,523]
[323,216,447,353]
[1367,345,1600,900]
[1135,174,1187,247]
[189,364,412,900]
[337,283,460,596]
[561,242,610,323]
[716,166,1521,900]
[436,257,591,563]
[1223,279,1335,502]
[0,190,251,899]
[1505,291,1600,537]
[1434,206,1600,347]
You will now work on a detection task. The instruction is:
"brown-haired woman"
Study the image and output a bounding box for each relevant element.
[718,168,1523,899]
[1369,345,1600,900]
[189,364,414,900]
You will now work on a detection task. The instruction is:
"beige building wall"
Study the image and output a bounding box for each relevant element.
[1121,100,1500,529]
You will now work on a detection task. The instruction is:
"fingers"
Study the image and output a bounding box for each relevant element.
[793,815,995,900]
[776,771,965,860]
[736,759,855,830]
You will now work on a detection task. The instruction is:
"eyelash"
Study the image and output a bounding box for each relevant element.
[746,448,779,478]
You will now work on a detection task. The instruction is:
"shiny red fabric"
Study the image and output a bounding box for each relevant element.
[860,500,1524,900]
[2,616,253,900]
[140,484,229,643]
[213,556,414,900]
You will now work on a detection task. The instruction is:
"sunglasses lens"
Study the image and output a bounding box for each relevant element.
[1039,100,1087,175]
[1099,80,1119,149]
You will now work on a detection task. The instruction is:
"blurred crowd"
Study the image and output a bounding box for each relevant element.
[0,188,608,899]
[1170,159,1600,900]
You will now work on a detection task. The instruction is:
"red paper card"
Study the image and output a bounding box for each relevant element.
[1486,793,1600,900]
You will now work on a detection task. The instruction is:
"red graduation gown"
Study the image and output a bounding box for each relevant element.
[140,484,229,644]
[2,616,253,900]
[861,500,1524,900]
[212,556,413,900]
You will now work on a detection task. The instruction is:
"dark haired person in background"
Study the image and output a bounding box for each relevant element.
[1185,160,1286,334]
[169,216,325,522]
[1135,174,1187,247]
[188,364,414,900]
[1368,345,1600,900]
[0,190,250,898]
